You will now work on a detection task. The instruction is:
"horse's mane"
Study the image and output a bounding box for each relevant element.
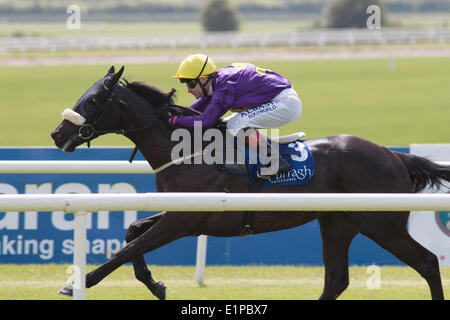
[124,80,202,122]
[125,81,174,107]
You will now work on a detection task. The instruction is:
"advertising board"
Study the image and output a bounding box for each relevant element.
[0,147,414,265]
[409,144,450,266]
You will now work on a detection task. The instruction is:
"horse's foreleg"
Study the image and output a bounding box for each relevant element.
[318,214,359,300]
[124,213,167,300]
[132,255,166,300]
[84,212,186,297]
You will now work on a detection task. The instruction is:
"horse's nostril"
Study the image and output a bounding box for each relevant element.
[51,131,64,140]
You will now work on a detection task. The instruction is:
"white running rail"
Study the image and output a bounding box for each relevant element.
[0,192,449,300]
[0,160,449,299]
[0,160,153,173]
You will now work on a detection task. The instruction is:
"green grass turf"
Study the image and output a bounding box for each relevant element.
[0,264,448,300]
[0,57,448,147]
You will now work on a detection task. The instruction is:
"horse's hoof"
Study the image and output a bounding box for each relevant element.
[57,283,73,297]
[152,281,166,300]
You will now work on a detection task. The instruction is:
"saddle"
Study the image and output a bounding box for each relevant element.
[165,104,313,237]
[222,132,306,176]
[165,103,311,182]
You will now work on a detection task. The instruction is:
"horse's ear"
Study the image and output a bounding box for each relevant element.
[117,66,125,80]
[104,66,124,90]
[106,66,115,76]
[110,66,124,84]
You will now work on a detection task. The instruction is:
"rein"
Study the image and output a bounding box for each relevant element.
[64,83,204,170]
[125,102,197,164]
[63,82,161,152]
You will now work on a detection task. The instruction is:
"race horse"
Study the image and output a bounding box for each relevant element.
[51,66,450,300]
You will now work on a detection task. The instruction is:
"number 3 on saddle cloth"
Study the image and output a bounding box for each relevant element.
[222,136,315,188]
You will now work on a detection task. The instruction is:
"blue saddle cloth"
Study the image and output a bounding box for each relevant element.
[246,140,314,187]
[221,137,314,187]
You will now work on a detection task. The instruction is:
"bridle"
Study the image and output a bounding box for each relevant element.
[63,82,146,149]
[78,83,126,142]
[62,77,223,171]
[63,81,179,162]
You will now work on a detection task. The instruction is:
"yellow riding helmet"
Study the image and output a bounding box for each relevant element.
[173,54,217,79]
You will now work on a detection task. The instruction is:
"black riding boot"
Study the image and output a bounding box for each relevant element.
[256,140,291,179]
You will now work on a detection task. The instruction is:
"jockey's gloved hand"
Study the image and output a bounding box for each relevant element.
[168,115,178,127]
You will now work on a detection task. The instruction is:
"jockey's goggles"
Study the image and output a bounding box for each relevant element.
[179,78,198,89]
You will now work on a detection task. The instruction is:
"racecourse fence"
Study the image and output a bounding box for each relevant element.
[1,28,450,53]
[0,160,449,300]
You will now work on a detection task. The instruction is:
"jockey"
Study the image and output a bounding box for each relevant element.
[170,53,302,179]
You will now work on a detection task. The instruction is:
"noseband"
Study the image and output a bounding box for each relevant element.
[62,83,124,147]
[78,123,96,141]
[62,83,178,161]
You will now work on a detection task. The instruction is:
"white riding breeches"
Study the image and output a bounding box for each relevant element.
[224,87,302,135]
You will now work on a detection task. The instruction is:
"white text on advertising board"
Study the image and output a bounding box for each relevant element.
[0,182,138,231]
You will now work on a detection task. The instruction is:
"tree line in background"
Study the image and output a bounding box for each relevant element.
[1,0,450,16]
[204,0,391,31]
[0,0,448,31]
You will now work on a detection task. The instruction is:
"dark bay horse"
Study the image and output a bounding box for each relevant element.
[51,66,450,300]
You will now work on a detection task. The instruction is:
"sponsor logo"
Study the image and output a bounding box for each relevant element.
[435,191,450,237]
[436,211,450,237]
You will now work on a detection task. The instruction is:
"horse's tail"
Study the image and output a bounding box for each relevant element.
[394,151,450,193]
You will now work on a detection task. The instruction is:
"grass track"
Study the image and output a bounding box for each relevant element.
[0,53,448,302]
[0,57,449,147]
[0,264,448,300]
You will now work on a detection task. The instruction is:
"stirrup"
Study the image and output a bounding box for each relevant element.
[257,159,291,180]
